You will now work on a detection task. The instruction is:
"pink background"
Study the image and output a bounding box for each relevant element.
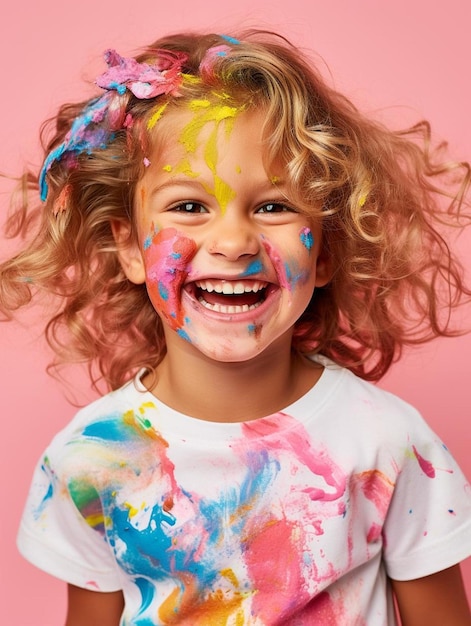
[1,0,470,623]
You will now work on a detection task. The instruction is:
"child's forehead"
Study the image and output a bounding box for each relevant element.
[146,103,268,161]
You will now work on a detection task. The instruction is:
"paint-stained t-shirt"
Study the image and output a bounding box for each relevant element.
[17,358,471,625]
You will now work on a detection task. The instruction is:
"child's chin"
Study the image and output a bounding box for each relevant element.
[189,337,272,365]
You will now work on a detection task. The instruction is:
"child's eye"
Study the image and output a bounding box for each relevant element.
[256,203,294,214]
[170,202,208,213]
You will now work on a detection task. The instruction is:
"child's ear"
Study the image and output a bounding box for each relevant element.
[315,244,333,288]
[111,219,146,285]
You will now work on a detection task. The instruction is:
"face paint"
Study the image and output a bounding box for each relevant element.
[247,323,263,339]
[261,237,309,297]
[177,98,244,213]
[299,226,314,253]
[241,259,264,278]
[136,108,324,364]
[142,226,197,334]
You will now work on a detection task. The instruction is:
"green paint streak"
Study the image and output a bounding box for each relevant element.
[68,480,100,512]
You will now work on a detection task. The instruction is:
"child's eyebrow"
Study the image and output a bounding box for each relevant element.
[147,177,289,197]
[148,178,206,196]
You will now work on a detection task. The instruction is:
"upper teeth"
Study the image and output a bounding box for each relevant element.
[195,280,266,295]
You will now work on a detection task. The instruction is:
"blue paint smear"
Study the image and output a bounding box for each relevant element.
[39,94,114,201]
[284,262,292,283]
[143,234,152,250]
[177,329,192,343]
[34,459,55,519]
[90,442,283,621]
[219,34,241,44]
[248,324,256,334]
[241,259,263,277]
[82,417,132,442]
[299,228,313,252]
[158,282,169,300]
[135,577,156,614]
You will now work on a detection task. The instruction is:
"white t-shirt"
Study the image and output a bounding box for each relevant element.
[18,358,471,625]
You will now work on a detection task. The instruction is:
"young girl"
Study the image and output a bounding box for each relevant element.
[1,30,471,626]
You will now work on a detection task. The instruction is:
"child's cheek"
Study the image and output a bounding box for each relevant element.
[142,225,197,331]
[261,228,314,294]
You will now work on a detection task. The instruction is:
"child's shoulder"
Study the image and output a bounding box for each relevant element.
[310,356,433,441]
[51,372,149,443]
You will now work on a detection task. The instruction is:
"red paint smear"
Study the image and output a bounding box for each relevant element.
[306,591,343,625]
[243,517,308,622]
[412,445,436,478]
[356,469,394,519]
[85,580,101,590]
[143,227,197,330]
[366,522,382,543]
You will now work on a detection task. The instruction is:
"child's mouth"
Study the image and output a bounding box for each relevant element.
[191,279,269,314]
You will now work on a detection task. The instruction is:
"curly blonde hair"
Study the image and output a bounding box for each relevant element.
[1,30,470,389]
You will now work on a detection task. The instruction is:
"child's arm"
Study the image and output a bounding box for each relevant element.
[65,584,124,626]
[391,564,471,625]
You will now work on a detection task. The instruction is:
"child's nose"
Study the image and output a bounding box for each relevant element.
[206,215,260,261]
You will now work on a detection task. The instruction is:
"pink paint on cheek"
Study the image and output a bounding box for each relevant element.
[261,237,309,294]
[412,445,436,478]
[142,226,197,330]
[261,237,291,291]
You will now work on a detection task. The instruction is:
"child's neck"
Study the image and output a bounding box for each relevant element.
[144,335,323,423]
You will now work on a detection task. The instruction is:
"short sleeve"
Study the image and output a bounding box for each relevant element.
[17,444,122,592]
[383,411,471,581]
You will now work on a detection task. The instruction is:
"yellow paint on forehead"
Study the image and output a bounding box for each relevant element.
[174,100,246,213]
[173,158,200,179]
[179,103,241,153]
[147,102,169,130]
[202,175,237,213]
[203,126,218,174]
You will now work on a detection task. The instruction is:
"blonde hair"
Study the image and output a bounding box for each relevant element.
[1,30,470,389]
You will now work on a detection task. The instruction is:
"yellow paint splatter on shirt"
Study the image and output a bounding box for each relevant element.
[220,568,239,587]
[124,501,139,518]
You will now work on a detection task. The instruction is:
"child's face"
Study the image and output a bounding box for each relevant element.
[120,106,330,364]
